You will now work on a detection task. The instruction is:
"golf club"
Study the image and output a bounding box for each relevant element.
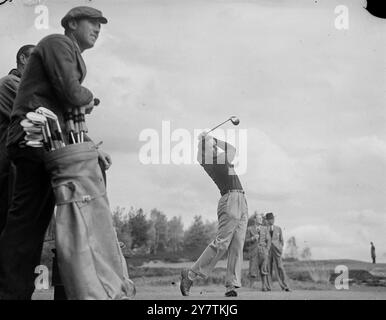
[26,112,46,126]
[26,141,44,148]
[73,108,80,143]
[23,113,52,150]
[20,119,37,128]
[24,133,44,141]
[64,111,76,144]
[23,126,43,134]
[79,98,99,142]
[35,107,65,148]
[206,116,240,134]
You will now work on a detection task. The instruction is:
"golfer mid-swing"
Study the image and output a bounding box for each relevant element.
[180,132,248,297]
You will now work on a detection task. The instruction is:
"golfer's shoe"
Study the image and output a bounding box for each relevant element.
[225,289,238,297]
[180,269,193,296]
[284,287,291,292]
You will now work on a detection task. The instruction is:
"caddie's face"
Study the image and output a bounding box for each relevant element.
[267,218,274,225]
[73,18,101,50]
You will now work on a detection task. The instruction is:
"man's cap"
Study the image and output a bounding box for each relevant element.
[61,6,108,28]
[265,212,274,220]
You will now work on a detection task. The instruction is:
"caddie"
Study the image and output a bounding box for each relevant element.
[0,6,110,300]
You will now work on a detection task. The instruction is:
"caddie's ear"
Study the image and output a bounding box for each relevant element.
[19,53,28,66]
[67,19,78,31]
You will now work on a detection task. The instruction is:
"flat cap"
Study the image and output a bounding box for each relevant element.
[61,6,108,28]
[265,212,274,220]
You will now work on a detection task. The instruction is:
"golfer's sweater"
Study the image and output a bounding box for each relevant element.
[200,154,243,196]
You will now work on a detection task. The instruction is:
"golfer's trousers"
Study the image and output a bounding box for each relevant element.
[191,191,248,288]
[0,145,55,299]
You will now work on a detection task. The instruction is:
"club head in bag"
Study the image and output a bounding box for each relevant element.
[35,107,65,148]
[23,126,43,134]
[24,133,44,141]
[26,140,44,148]
[20,119,35,128]
[26,112,46,126]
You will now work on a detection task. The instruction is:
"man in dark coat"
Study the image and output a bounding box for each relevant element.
[0,44,35,235]
[370,242,376,264]
[0,6,109,300]
[265,212,290,292]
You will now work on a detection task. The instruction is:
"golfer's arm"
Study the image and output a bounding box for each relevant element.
[214,138,236,163]
[214,138,236,152]
[41,38,93,109]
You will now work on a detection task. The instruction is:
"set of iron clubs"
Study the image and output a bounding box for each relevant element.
[21,107,66,151]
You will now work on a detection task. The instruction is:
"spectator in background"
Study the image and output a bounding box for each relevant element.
[245,213,260,287]
[256,214,271,291]
[265,212,290,292]
[0,44,35,235]
[371,242,376,264]
[245,213,271,291]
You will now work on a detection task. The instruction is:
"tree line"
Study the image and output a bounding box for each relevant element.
[112,207,217,259]
[113,207,313,261]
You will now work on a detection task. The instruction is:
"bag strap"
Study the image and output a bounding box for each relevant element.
[53,181,106,205]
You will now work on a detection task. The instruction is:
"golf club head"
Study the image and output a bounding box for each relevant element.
[26,140,44,148]
[20,119,35,128]
[26,112,47,125]
[230,116,240,125]
[35,107,58,120]
[23,126,43,134]
[24,133,44,141]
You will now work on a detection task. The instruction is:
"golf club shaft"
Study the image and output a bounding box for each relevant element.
[207,118,231,134]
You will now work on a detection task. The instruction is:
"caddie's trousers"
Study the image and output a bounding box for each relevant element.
[0,145,55,299]
[0,156,15,235]
[191,191,248,288]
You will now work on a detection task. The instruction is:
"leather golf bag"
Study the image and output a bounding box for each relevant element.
[45,142,135,300]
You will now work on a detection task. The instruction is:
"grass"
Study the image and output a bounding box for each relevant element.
[128,258,386,289]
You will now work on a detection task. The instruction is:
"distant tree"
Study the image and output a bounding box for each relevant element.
[284,236,298,260]
[147,223,156,254]
[167,216,184,253]
[112,206,126,230]
[129,208,150,250]
[183,215,211,259]
[301,246,312,260]
[204,220,217,241]
[148,208,168,254]
[112,207,132,250]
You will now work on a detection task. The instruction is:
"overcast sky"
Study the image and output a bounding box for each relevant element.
[0,0,385,262]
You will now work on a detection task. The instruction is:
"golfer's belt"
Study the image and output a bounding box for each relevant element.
[222,189,245,196]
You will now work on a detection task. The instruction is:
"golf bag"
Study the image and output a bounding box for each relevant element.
[45,142,135,300]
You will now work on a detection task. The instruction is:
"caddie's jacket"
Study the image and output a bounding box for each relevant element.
[7,34,93,147]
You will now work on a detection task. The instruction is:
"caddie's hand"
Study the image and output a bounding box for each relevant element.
[84,99,95,114]
[98,149,112,170]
